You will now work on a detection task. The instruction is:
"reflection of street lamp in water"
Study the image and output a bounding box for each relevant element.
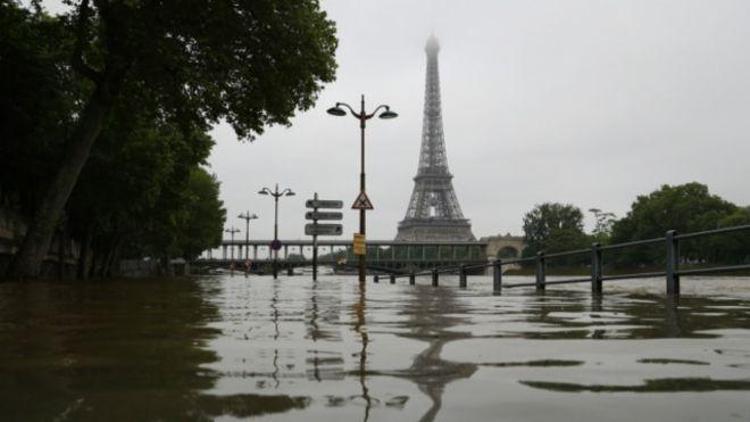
[352,284,372,420]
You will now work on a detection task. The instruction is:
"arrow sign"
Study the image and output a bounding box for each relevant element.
[351,191,374,210]
[305,211,343,221]
[306,199,343,209]
[305,224,343,236]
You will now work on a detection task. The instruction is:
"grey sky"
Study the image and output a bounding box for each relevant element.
[211,0,750,241]
[41,0,750,241]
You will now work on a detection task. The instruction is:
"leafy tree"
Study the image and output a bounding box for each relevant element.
[522,203,590,262]
[588,208,616,245]
[173,168,226,261]
[611,183,737,265]
[7,0,338,279]
[708,207,750,264]
[0,2,79,214]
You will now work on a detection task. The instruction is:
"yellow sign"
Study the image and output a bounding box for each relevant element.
[353,233,366,256]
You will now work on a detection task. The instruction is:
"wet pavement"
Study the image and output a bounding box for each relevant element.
[0,274,749,421]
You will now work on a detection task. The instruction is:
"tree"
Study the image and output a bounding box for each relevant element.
[174,168,226,261]
[522,203,589,260]
[7,0,338,279]
[611,183,737,265]
[588,208,616,245]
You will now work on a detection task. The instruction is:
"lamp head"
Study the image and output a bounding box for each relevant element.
[258,189,269,195]
[379,107,398,119]
[327,105,346,116]
[285,191,296,197]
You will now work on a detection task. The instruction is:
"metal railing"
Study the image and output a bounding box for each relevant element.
[372,225,750,296]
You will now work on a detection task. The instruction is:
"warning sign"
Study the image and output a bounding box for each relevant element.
[351,191,374,210]
[353,233,366,255]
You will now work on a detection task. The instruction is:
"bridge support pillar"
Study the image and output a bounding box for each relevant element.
[284,245,288,260]
[253,245,258,260]
[222,245,227,260]
[459,265,467,288]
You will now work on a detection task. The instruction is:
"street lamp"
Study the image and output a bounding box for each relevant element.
[238,211,258,269]
[327,95,397,283]
[258,184,295,279]
[224,226,240,274]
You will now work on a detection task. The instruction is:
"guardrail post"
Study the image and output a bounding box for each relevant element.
[666,230,680,296]
[373,275,379,283]
[409,273,416,285]
[459,265,467,288]
[493,260,502,292]
[535,252,546,291]
[591,243,602,294]
[390,274,396,284]
[432,269,439,287]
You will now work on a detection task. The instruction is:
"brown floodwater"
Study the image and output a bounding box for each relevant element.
[0,274,749,421]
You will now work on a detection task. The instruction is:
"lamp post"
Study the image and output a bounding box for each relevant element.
[327,95,397,283]
[258,184,295,279]
[224,226,240,274]
[238,211,258,274]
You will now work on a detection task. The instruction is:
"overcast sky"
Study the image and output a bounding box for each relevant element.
[43,0,750,241]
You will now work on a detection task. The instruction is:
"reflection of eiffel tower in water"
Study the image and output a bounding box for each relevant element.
[396,35,475,241]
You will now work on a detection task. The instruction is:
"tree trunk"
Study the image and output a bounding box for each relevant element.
[5,84,117,280]
[77,228,93,280]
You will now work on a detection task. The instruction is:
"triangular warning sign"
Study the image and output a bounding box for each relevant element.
[351,191,374,210]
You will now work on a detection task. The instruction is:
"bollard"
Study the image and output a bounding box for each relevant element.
[390,274,396,284]
[591,243,602,294]
[493,260,502,292]
[535,252,546,291]
[459,265,467,288]
[374,275,379,283]
[666,230,680,296]
[409,273,416,285]
[432,270,439,287]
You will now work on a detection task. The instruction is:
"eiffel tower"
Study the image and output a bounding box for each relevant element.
[396,35,475,241]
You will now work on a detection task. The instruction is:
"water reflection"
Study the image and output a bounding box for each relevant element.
[0,279,310,420]
[352,283,372,421]
[380,285,478,422]
[1,276,749,420]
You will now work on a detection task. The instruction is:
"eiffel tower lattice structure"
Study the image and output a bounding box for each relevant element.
[396,35,475,241]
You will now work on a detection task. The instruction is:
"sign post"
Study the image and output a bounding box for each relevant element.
[306,193,343,281]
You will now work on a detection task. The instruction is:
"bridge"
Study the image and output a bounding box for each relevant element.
[196,235,525,274]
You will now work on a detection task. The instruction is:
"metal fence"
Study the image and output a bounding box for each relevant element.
[373,225,750,296]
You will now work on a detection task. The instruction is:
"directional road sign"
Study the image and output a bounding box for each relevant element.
[305,211,343,221]
[306,199,343,209]
[305,224,343,236]
[270,239,282,251]
[351,191,374,210]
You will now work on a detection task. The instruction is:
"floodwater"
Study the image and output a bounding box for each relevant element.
[0,275,749,421]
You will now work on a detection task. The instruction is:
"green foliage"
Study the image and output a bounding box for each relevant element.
[1,0,338,278]
[522,203,590,264]
[588,208,616,245]
[174,168,226,260]
[611,183,737,265]
[0,2,81,213]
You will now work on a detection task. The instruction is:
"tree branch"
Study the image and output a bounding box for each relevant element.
[71,0,102,83]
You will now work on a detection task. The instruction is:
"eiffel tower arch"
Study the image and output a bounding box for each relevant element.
[396,35,475,241]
